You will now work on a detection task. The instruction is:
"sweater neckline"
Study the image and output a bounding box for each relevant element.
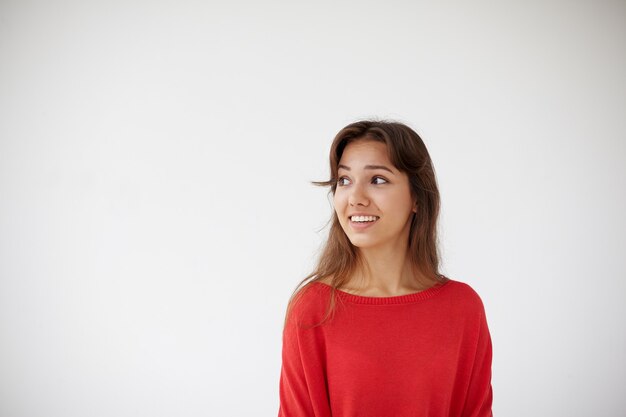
[313,278,454,305]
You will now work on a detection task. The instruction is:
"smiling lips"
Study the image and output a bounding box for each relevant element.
[348,215,379,230]
[350,215,379,222]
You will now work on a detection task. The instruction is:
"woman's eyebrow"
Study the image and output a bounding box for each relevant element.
[338,164,395,174]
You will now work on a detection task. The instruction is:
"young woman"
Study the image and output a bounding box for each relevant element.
[278,120,493,417]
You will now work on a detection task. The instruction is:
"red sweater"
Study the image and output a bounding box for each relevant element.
[278,279,493,417]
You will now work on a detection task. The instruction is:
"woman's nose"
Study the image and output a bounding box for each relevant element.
[348,183,370,207]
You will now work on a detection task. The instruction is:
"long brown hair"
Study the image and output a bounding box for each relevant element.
[283,120,447,329]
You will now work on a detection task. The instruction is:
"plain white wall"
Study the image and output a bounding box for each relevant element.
[1,1,625,416]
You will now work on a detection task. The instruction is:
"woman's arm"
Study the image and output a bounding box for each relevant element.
[278,295,332,417]
[462,308,494,417]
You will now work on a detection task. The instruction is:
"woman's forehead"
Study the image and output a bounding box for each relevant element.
[338,140,393,169]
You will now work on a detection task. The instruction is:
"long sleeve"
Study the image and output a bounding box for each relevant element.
[278,291,332,417]
[461,308,494,417]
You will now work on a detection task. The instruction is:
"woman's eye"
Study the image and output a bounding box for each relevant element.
[372,176,388,185]
[337,177,350,186]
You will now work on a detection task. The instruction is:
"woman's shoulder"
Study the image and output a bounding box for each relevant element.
[444,278,488,315]
[285,279,333,326]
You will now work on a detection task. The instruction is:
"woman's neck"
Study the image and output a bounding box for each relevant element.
[345,246,433,297]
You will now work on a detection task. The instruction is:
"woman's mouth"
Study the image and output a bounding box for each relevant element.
[349,215,379,230]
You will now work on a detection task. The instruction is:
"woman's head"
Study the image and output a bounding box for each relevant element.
[330,121,439,256]
[285,120,444,328]
[333,138,417,253]
[323,120,442,278]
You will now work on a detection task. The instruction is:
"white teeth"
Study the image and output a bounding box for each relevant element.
[350,215,379,222]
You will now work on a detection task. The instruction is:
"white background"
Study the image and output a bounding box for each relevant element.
[1,1,625,416]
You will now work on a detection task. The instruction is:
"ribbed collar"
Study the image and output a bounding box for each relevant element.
[313,279,454,305]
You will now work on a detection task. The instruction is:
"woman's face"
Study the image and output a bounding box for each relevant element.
[333,139,416,251]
